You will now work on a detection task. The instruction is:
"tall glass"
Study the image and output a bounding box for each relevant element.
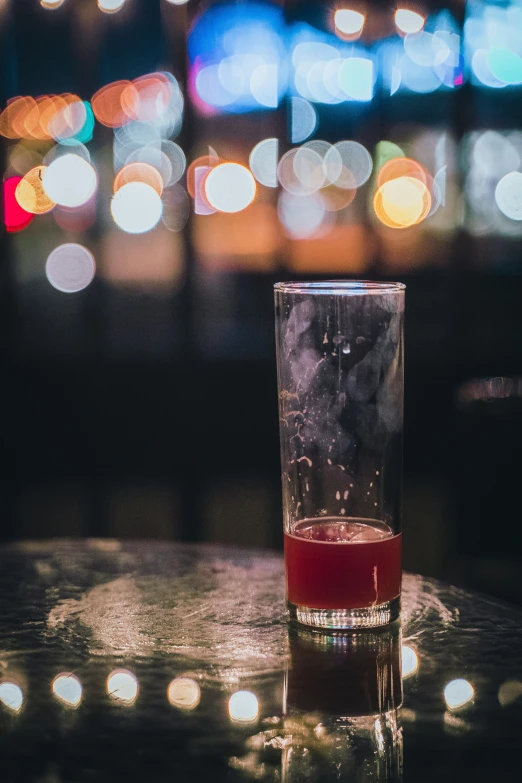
[275,281,405,629]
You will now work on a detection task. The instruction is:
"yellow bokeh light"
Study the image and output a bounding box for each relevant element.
[41,0,64,9]
[204,163,256,213]
[374,176,431,229]
[444,679,474,711]
[107,669,138,704]
[228,690,259,723]
[52,673,83,708]
[114,162,164,196]
[15,166,55,214]
[167,677,201,709]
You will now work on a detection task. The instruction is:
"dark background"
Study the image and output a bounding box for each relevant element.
[1,0,522,603]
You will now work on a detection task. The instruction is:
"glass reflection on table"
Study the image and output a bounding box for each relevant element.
[282,624,403,783]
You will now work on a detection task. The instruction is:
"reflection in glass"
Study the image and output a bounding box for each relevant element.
[443,679,474,711]
[167,677,201,710]
[52,673,83,708]
[107,669,139,705]
[0,681,24,713]
[283,626,403,781]
[229,690,259,723]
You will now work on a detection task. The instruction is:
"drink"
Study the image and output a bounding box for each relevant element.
[284,518,402,610]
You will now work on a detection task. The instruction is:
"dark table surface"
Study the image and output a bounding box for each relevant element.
[0,540,521,782]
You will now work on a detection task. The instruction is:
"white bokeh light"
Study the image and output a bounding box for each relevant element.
[444,679,474,711]
[204,163,256,213]
[107,670,138,704]
[111,181,163,233]
[278,191,328,239]
[45,244,96,293]
[98,0,126,12]
[228,690,259,722]
[0,682,24,713]
[334,9,364,36]
[52,673,83,707]
[401,645,419,679]
[495,171,522,220]
[249,138,278,188]
[167,678,201,710]
[42,154,97,208]
[290,97,318,144]
[395,9,425,35]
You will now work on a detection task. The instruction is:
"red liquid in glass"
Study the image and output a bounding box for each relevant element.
[284,518,402,610]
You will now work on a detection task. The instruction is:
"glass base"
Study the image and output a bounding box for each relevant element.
[288,596,400,630]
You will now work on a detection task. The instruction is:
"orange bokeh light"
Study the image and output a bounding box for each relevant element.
[186,153,219,199]
[121,74,172,123]
[114,162,164,196]
[0,97,36,139]
[377,157,428,188]
[91,80,130,128]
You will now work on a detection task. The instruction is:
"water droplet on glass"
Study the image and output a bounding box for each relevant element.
[356,336,365,345]
[342,343,351,354]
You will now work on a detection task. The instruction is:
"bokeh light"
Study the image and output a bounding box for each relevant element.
[335,9,364,38]
[52,673,83,708]
[0,97,37,139]
[204,163,256,213]
[15,166,55,214]
[167,677,201,709]
[3,177,34,233]
[495,171,522,220]
[228,690,259,722]
[107,670,139,704]
[338,57,374,101]
[249,138,278,188]
[374,176,431,229]
[290,97,317,144]
[377,156,427,188]
[46,244,96,293]
[325,140,372,188]
[395,9,425,35]
[401,645,419,679]
[98,0,126,12]
[42,154,97,208]
[444,679,474,711]
[279,191,329,239]
[92,81,130,128]
[0,681,24,713]
[162,185,190,232]
[114,162,164,196]
[498,680,522,707]
[53,197,97,233]
[111,182,163,233]
[41,0,64,9]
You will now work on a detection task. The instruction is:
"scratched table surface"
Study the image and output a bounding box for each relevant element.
[0,540,521,783]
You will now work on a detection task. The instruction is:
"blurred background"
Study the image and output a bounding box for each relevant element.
[1,0,522,603]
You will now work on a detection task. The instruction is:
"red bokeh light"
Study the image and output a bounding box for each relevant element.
[3,176,34,232]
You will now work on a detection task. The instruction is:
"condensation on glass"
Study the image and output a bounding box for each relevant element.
[275,281,405,629]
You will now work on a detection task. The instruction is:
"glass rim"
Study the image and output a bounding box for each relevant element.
[274,280,405,295]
